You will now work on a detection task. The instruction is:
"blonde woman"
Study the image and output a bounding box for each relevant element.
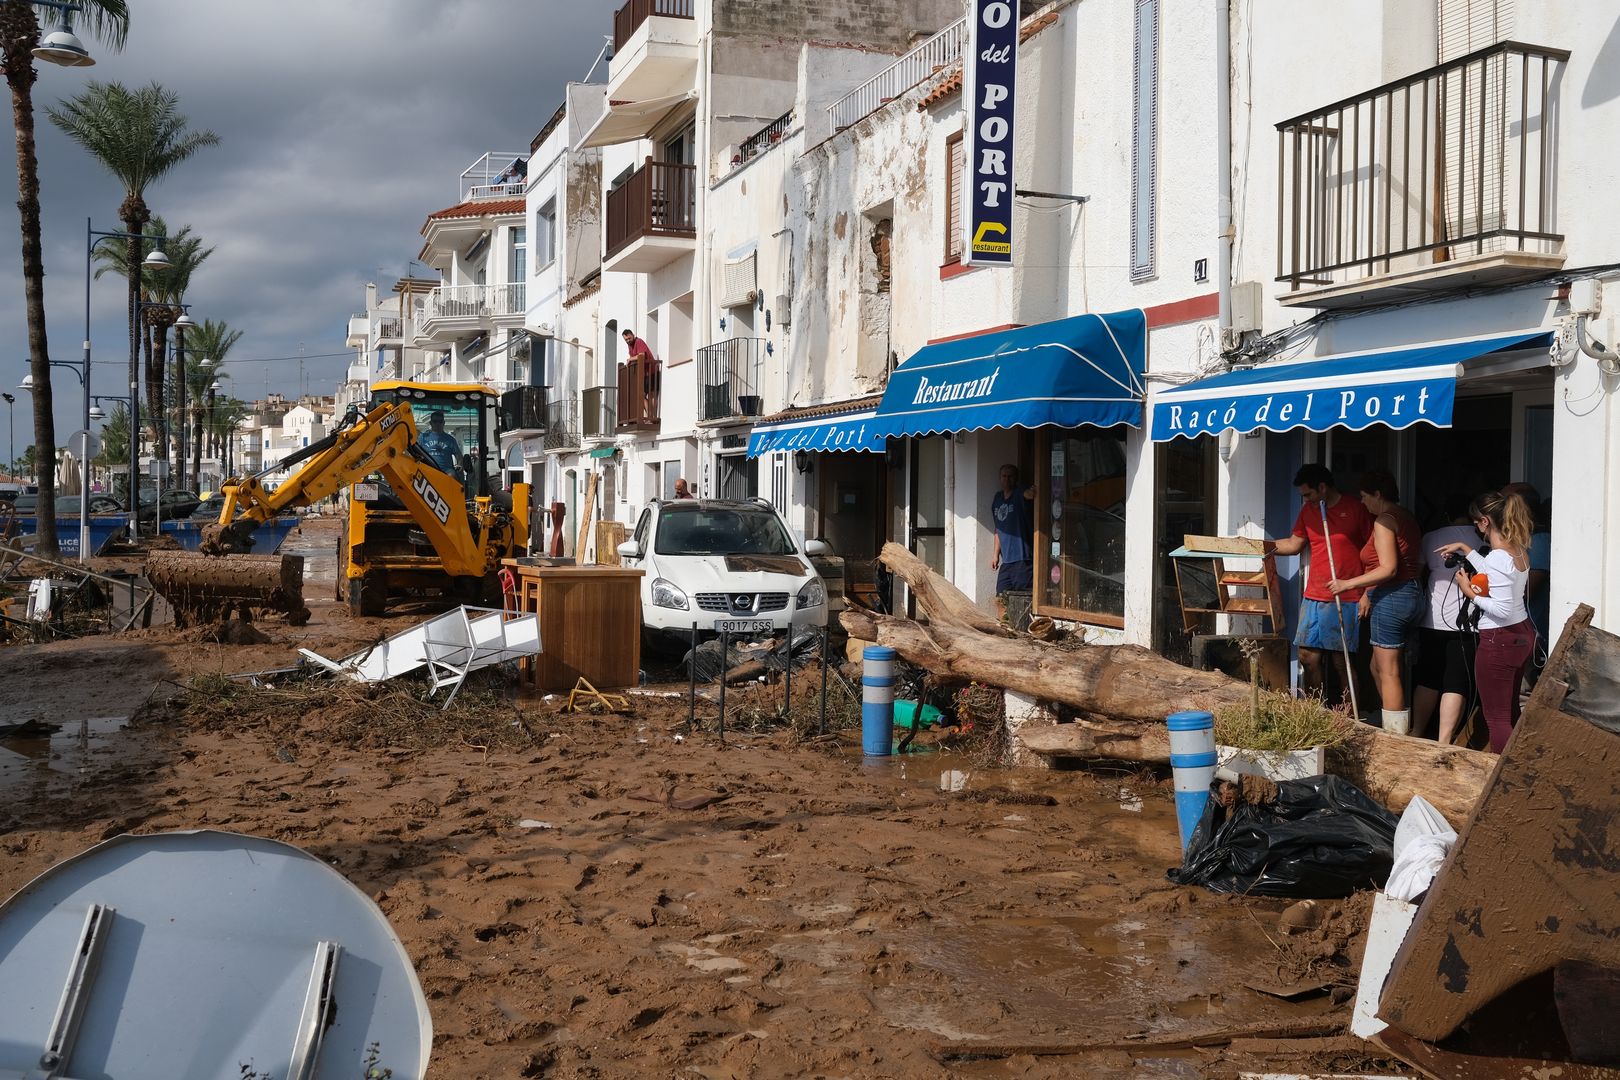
[1436,490,1536,752]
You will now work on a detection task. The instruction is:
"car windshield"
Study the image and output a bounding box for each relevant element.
[654,507,796,557]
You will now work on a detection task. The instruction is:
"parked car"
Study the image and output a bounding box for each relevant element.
[10,493,36,514]
[54,495,124,515]
[133,488,202,522]
[191,493,226,520]
[617,498,829,653]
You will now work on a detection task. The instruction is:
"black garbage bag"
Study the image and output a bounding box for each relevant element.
[1167,774,1398,898]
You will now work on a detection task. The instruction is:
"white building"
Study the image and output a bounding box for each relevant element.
[342,278,440,415]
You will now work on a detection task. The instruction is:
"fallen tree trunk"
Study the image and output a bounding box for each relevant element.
[843,543,1494,823]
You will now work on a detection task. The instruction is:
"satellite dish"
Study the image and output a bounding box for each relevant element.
[0,830,431,1080]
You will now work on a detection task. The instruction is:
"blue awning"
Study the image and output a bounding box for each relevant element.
[869,309,1148,438]
[746,408,885,458]
[1150,331,1553,442]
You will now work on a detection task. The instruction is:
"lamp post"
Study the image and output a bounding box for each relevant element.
[2,391,13,484]
[87,218,169,540]
[20,357,90,560]
[170,311,195,489]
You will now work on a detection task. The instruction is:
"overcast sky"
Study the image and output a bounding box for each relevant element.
[2,0,604,447]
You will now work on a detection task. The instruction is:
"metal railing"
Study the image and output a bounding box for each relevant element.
[731,111,793,172]
[582,385,617,439]
[616,357,659,430]
[500,386,547,432]
[614,0,694,52]
[605,160,697,260]
[419,283,526,323]
[697,338,765,422]
[459,151,529,203]
[1276,41,1568,293]
[827,16,966,132]
[543,399,580,451]
[374,316,403,341]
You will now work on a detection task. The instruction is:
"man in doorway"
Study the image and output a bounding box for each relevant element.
[1266,464,1373,709]
[673,477,694,499]
[418,411,464,476]
[989,463,1035,621]
[622,327,660,423]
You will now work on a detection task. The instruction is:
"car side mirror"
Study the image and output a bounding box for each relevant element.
[803,539,829,557]
[616,541,643,560]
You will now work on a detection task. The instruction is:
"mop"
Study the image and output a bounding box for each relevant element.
[1318,499,1362,720]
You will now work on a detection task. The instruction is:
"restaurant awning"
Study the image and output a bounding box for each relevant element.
[746,403,884,459]
[1149,330,1553,442]
[576,91,698,150]
[868,309,1147,438]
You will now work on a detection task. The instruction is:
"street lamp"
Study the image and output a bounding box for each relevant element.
[1,391,13,486]
[172,310,195,490]
[28,0,96,67]
[20,359,93,560]
[88,218,171,540]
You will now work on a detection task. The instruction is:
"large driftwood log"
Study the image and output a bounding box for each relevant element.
[844,543,1494,823]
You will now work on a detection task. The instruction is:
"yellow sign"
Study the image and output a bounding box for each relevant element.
[972,221,1011,254]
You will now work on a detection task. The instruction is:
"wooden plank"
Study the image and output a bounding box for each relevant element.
[1224,597,1274,615]
[1183,534,1269,555]
[1218,570,1269,587]
[576,470,599,563]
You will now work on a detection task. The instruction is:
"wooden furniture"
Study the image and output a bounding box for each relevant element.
[1167,534,1285,634]
[501,561,644,691]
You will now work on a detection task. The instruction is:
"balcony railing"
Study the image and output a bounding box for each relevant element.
[419,283,526,324]
[374,316,403,341]
[1276,41,1568,294]
[827,16,967,132]
[459,151,529,203]
[616,357,659,430]
[698,338,766,422]
[543,399,580,452]
[605,160,698,261]
[613,0,694,52]
[500,386,548,432]
[731,111,793,173]
[582,386,617,439]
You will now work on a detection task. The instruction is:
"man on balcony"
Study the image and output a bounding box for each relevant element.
[622,327,660,423]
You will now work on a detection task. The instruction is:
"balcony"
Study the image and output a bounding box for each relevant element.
[727,111,793,175]
[827,17,966,132]
[616,358,659,431]
[500,386,548,435]
[604,160,697,274]
[459,151,529,202]
[543,399,580,453]
[416,283,526,337]
[608,0,698,104]
[1276,41,1568,309]
[697,338,766,423]
[345,315,367,349]
[582,386,617,439]
[374,316,404,344]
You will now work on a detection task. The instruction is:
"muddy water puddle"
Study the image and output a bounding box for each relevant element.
[0,713,140,798]
[279,529,337,587]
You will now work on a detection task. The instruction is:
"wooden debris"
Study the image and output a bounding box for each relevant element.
[563,676,630,714]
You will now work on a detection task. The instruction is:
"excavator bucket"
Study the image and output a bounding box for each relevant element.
[145,552,310,629]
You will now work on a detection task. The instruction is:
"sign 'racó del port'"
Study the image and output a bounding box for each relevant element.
[963,0,1019,267]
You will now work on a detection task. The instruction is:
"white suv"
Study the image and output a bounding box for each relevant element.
[617,498,829,652]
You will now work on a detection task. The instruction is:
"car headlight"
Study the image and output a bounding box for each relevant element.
[650,577,689,610]
[796,578,825,609]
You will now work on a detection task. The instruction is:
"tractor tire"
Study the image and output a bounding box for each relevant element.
[348,572,387,617]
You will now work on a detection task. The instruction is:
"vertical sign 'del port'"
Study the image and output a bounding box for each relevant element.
[963,0,1019,267]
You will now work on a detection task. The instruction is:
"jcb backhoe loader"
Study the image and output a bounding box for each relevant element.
[149,381,529,622]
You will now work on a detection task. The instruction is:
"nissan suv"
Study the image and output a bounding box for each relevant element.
[617,498,828,652]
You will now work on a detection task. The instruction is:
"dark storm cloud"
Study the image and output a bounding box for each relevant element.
[2,0,605,438]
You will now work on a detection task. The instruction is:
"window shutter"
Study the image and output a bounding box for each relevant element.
[1438,0,1512,62]
[1130,0,1159,281]
[946,134,964,261]
[720,252,758,308]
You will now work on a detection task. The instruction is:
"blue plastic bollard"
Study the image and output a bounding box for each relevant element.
[862,646,897,756]
[1166,710,1217,851]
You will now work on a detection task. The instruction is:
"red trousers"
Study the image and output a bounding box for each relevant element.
[1475,620,1536,753]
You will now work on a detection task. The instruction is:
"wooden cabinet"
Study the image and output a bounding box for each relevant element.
[502,562,644,691]
[1167,534,1285,634]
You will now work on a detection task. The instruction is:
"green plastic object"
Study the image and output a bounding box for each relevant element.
[894,699,944,730]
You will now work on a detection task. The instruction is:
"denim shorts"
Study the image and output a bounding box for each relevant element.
[1367,579,1424,649]
[1296,597,1359,651]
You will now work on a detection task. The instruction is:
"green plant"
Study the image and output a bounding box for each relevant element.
[362,1041,392,1080]
[1213,690,1355,753]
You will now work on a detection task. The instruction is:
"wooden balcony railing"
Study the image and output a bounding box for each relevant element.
[613,0,694,52]
[582,386,617,439]
[1276,41,1568,292]
[605,160,697,261]
[616,357,660,430]
[697,338,765,422]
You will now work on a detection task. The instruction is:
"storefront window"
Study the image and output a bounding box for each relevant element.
[1037,427,1128,626]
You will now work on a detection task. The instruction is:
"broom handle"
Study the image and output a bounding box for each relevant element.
[1318,499,1361,719]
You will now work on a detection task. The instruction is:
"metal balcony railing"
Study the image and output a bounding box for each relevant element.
[582,386,617,439]
[697,338,765,422]
[616,357,659,430]
[500,386,547,432]
[374,317,403,341]
[419,283,526,324]
[731,111,793,172]
[1276,41,1568,293]
[827,17,966,132]
[613,0,693,52]
[543,399,580,452]
[605,160,697,261]
[459,151,529,202]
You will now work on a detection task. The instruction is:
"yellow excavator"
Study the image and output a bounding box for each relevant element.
[148,381,529,622]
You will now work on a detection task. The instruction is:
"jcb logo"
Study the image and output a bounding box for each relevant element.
[412,472,452,525]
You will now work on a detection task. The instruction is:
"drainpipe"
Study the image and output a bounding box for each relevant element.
[1215,0,1234,340]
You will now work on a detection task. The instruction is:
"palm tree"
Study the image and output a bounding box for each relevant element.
[182,319,240,484]
[2,0,129,557]
[205,394,247,482]
[47,80,218,527]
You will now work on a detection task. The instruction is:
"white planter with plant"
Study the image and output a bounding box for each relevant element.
[1212,641,1354,783]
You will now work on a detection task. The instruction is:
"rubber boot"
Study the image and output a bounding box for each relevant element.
[1382,709,1411,736]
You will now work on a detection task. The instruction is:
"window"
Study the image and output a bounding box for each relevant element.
[510,226,527,282]
[662,461,681,500]
[1130,0,1159,281]
[945,131,964,262]
[536,199,556,267]
[654,505,791,556]
[1036,427,1129,625]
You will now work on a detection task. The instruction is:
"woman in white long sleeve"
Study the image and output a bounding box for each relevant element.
[1435,490,1536,753]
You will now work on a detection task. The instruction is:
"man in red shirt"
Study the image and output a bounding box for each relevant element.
[1267,464,1373,709]
[622,327,659,422]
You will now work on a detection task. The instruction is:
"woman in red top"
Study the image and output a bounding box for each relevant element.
[1329,469,1425,733]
